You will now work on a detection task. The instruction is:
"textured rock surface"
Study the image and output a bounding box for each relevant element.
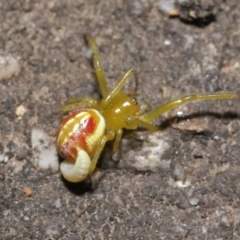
[1,0,240,239]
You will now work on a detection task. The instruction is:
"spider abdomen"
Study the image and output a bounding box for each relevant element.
[57,109,106,182]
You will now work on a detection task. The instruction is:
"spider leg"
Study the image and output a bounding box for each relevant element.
[126,116,158,131]
[60,97,99,115]
[64,96,97,104]
[89,131,115,175]
[139,92,240,122]
[101,68,138,106]
[86,34,109,98]
[127,70,139,97]
[112,129,123,153]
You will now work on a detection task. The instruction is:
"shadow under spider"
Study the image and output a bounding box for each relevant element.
[159,111,240,131]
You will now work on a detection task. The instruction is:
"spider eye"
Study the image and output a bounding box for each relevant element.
[132,97,138,105]
[127,94,138,105]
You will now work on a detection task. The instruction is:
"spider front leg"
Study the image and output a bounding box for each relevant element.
[139,92,240,123]
[100,68,139,108]
[60,97,99,115]
[86,34,109,98]
[86,35,139,106]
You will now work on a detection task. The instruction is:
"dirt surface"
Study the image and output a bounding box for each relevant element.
[1,1,240,239]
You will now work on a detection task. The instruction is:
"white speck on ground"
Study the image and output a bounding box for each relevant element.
[157,0,176,13]
[15,105,27,117]
[169,178,191,188]
[31,128,59,171]
[164,39,172,46]
[54,199,62,209]
[0,154,9,163]
[188,197,200,206]
[0,54,21,81]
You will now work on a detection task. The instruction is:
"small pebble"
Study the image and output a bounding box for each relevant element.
[0,54,21,81]
[54,199,62,209]
[157,0,176,13]
[189,197,199,206]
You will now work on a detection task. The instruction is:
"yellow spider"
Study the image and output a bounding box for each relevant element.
[57,34,239,183]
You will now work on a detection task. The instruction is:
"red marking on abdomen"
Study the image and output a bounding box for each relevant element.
[58,110,97,162]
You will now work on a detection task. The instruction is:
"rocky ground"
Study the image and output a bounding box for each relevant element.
[1,0,240,239]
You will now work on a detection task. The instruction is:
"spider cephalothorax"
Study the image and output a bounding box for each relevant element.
[57,34,239,183]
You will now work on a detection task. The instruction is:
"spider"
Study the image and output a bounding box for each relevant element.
[57,34,239,183]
